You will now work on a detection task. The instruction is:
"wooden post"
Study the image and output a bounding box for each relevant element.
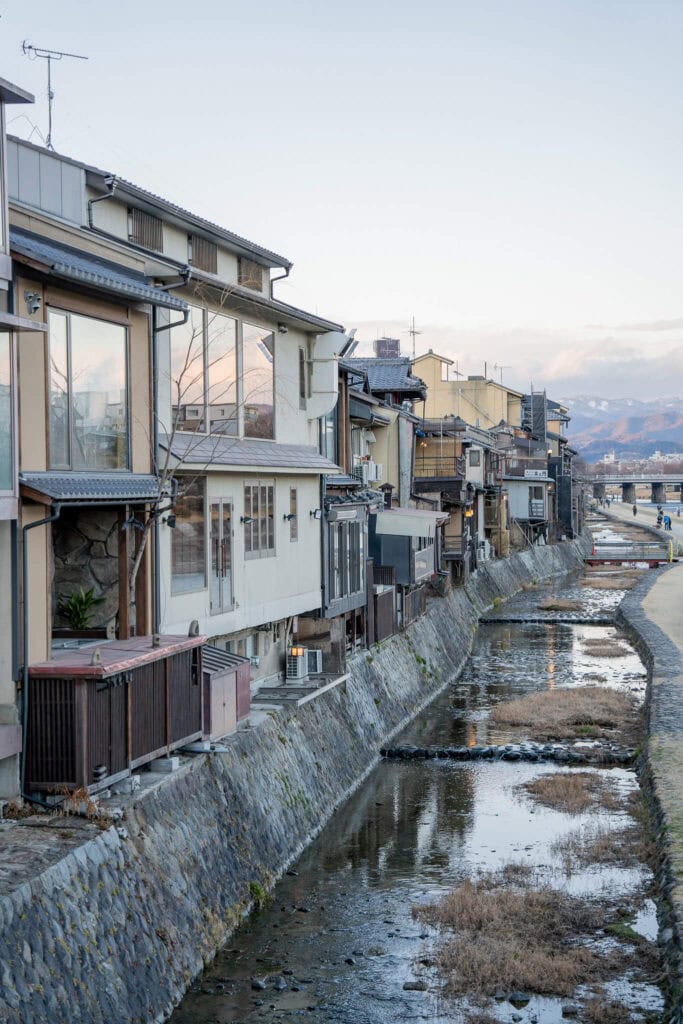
[74,679,88,789]
[118,506,130,640]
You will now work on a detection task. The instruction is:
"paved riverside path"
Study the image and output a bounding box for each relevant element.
[606,501,683,988]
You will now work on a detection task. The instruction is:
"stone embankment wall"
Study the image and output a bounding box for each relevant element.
[617,571,683,1023]
[0,538,590,1024]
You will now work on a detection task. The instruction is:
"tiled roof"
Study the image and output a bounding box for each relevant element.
[344,358,426,398]
[161,433,341,474]
[20,472,162,503]
[11,228,188,311]
[8,134,292,270]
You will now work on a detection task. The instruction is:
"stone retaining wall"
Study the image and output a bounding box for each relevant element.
[617,568,683,1024]
[0,536,590,1024]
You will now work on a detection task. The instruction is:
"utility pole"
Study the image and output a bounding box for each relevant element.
[22,41,88,150]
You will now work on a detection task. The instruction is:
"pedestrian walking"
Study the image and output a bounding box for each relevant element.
[632,503,638,517]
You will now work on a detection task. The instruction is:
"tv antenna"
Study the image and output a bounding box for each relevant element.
[22,41,88,150]
[493,362,511,384]
[405,315,421,360]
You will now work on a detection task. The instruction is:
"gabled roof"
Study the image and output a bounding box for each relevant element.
[344,357,427,400]
[11,228,188,311]
[412,350,454,366]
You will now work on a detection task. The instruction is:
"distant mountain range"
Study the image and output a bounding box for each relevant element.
[560,396,683,462]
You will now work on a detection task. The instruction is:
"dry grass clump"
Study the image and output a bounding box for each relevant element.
[413,871,606,998]
[537,598,582,611]
[522,771,622,814]
[580,577,637,590]
[581,638,630,658]
[584,996,631,1024]
[490,687,638,743]
[551,791,658,875]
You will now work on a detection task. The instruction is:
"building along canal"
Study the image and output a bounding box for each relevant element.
[171,518,668,1024]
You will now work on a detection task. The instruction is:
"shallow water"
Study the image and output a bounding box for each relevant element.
[171,541,663,1024]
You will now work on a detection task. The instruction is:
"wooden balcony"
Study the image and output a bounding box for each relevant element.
[413,454,465,492]
[25,635,205,793]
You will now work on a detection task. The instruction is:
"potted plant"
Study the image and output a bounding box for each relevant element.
[57,586,105,631]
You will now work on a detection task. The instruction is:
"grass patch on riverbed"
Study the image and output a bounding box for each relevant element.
[522,771,622,814]
[580,577,638,590]
[536,598,583,611]
[413,869,615,998]
[581,638,631,657]
[552,792,658,875]
[489,687,639,743]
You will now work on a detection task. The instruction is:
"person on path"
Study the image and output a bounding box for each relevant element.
[664,515,672,531]
[632,503,638,517]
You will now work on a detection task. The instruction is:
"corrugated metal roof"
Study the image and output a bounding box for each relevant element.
[161,433,341,473]
[345,358,426,398]
[10,228,188,311]
[20,472,162,503]
[203,645,250,674]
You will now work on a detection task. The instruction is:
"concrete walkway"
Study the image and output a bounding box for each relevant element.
[606,504,683,998]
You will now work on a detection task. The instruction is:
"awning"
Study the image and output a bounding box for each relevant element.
[10,228,188,312]
[161,433,341,475]
[20,472,163,505]
[374,507,449,539]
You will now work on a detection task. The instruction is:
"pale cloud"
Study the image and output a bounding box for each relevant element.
[351,319,683,400]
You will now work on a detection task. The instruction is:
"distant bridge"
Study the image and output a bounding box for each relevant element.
[591,474,683,502]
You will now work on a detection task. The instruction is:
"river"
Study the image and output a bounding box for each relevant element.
[171,521,664,1024]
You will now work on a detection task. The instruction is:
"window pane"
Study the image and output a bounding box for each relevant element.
[48,310,69,468]
[289,487,298,541]
[170,304,205,432]
[70,313,128,470]
[244,485,252,553]
[0,336,12,490]
[267,486,274,550]
[172,478,206,594]
[260,484,268,549]
[207,311,237,436]
[243,323,274,439]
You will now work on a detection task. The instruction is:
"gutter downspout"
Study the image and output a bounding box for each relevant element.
[270,265,290,299]
[21,503,62,798]
[151,305,190,633]
[87,176,117,229]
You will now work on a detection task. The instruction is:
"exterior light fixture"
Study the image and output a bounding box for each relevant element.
[289,646,305,657]
[277,323,288,334]
[309,509,322,519]
[240,515,255,524]
[24,291,42,314]
[162,514,176,528]
[283,513,297,521]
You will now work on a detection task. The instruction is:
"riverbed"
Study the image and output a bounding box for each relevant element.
[171,527,664,1024]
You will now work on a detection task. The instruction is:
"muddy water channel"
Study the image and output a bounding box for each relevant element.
[172,537,665,1024]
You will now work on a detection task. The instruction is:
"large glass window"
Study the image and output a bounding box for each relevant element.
[207,311,237,435]
[328,520,365,600]
[0,336,12,491]
[48,309,128,470]
[243,323,274,439]
[170,304,205,432]
[172,477,207,594]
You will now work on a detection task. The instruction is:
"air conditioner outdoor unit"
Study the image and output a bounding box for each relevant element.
[307,649,323,675]
[249,655,260,667]
[286,648,308,680]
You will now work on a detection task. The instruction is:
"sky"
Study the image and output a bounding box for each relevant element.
[2,0,682,399]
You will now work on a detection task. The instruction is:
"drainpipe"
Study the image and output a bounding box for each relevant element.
[87,176,117,229]
[270,265,290,298]
[21,503,62,797]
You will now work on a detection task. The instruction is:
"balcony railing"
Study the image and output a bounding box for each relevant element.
[414,454,466,481]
